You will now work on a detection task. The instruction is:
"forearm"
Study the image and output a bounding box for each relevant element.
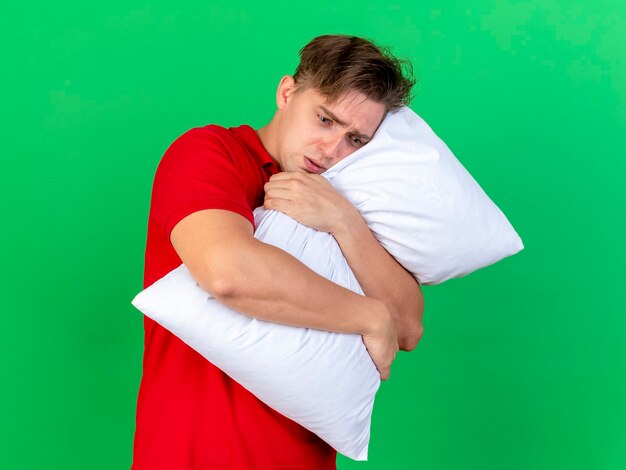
[171,209,399,380]
[333,209,424,351]
[196,233,389,337]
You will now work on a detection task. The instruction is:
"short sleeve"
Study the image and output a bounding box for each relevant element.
[150,127,255,241]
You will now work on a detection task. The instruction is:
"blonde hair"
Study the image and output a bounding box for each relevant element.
[293,34,416,112]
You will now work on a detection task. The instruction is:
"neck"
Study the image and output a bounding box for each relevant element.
[256,118,282,169]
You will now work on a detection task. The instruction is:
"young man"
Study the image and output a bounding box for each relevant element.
[132,34,424,469]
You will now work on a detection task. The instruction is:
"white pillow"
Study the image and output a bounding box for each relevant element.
[131,106,524,461]
[322,106,523,285]
[132,208,379,461]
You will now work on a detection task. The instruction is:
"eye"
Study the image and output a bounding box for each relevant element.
[349,135,364,147]
[318,114,333,126]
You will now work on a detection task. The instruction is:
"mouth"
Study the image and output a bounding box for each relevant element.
[304,156,326,174]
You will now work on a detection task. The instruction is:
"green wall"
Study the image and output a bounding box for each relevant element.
[2,1,624,468]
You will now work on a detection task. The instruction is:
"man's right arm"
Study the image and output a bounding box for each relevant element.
[170,208,399,380]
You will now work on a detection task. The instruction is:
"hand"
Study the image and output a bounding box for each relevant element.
[361,306,399,381]
[263,172,359,235]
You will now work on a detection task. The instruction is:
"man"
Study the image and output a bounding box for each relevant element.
[132,34,424,469]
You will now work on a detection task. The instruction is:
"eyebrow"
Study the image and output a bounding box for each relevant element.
[319,106,373,141]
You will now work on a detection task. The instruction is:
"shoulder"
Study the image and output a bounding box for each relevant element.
[156,124,247,173]
[167,124,234,154]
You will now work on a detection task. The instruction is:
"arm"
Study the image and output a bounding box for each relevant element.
[333,211,424,351]
[170,208,399,380]
[263,172,425,351]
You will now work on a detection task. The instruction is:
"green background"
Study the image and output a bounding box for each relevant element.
[2,1,624,468]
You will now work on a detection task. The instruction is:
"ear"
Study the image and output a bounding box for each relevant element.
[276,75,297,110]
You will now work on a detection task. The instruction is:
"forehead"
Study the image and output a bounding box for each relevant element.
[304,87,386,137]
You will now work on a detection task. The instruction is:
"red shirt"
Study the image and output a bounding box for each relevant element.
[132,124,337,469]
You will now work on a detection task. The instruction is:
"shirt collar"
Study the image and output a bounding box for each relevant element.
[230,124,280,173]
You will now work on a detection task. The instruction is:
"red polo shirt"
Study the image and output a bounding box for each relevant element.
[132,124,337,469]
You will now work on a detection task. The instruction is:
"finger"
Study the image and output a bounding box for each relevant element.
[264,187,296,201]
[269,171,305,182]
[265,178,307,192]
[270,172,322,187]
[263,196,293,214]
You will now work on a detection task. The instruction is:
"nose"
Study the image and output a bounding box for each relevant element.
[318,131,345,163]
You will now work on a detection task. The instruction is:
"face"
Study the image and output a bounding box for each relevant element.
[272,76,387,174]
